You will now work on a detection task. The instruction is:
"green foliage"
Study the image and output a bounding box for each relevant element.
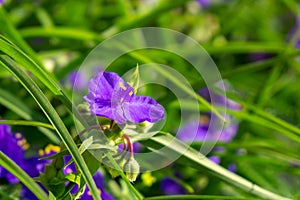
[1,0,300,200]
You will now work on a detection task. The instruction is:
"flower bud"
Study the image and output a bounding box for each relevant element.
[128,64,140,94]
[124,157,140,182]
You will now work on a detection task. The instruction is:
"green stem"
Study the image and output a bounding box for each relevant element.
[0,152,48,200]
[0,120,54,129]
[20,27,103,42]
[245,103,300,136]
[143,134,291,200]
[19,26,296,55]
[0,36,60,95]
[144,195,258,200]
[106,153,143,200]
[0,56,101,200]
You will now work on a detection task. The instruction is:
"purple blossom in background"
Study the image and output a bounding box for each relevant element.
[63,155,114,199]
[197,0,211,8]
[177,81,240,171]
[0,124,113,199]
[228,163,237,172]
[21,145,60,200]
[0,124,52,199]
[0,0,4,4]
[0,124,24,184]
[84,71,165,124]
[249,52,271,62]
[290,14,300,48]
[80,171,114,200]
[295,37,300,48]
[177,82,240,143]
[209,156,221,164]
[177,117,238,143]
[198,82,241,111]
[68,70,89,91]
[160,177,186,195]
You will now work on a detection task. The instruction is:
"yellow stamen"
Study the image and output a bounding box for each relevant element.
[118,81,127,90]
[87,188,101,196]
[45,144,60,154]
[17,139,26,146]
[15,133,23,139]
[200,115,210,126]
[129,91,133,96]
[22,143,30,150]
[38,149,45,156]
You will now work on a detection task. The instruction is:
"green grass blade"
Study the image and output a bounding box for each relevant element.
[178,97,300,143]
[0,8,43,67]
[0,87,32,119]
[142,134,292,200]
[0,120,54,130]
[0,36,61,95]
[0,35,88,129]
[20,27,103,42]
[0,88,60,144]
[246,103,300,136]
[127,50,226,122]
[0,56,101,200]
[106,153,143,200]
[202,42,285,54]
[228,109,300,143]
[19,26,296,56]
[144,195,259,200]
[0,151,48,200]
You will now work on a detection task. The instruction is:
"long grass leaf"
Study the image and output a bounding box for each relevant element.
[0,56,101,200]
[0,151,48,200]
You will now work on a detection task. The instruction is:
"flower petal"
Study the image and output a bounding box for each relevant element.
[84,71,134,123]
[123,96,164,123]
[0,124,24,184]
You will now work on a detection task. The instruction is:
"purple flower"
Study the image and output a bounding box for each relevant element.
[60,70,89,91]
[289,14,300,48]
[68,70,89,91]
[197,0,211,8]
[228,163,237,172]
[84,71,165,124]
[21,145,60,200]
[63,155,114,199]
[160,177,186,195]
[177,81,240,172]
[249,52,271,62]
[79,172,114,200]
[177,112,238,143]
[0,0,4,4]
[178,81,240,143]
[0,124,24,184]
[209,156,221,164]
[198,82,241,111]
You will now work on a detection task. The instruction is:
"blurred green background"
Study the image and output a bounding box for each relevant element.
[1,0,300,199]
